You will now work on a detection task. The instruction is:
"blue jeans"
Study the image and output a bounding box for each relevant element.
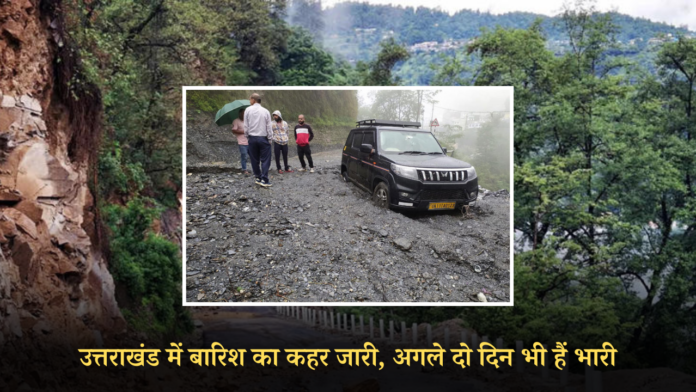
[247,136,272,182]
[238,145,249,171]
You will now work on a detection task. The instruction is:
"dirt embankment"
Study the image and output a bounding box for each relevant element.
[185,149,511,303]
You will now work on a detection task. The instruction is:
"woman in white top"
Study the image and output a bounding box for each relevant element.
[271,110,293,173]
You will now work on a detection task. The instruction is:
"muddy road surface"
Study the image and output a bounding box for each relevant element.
[185,150,510,303]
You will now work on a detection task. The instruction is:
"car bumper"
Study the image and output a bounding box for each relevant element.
[389,178,479,210]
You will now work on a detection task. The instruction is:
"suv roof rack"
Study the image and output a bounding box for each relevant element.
[356,119,421,128]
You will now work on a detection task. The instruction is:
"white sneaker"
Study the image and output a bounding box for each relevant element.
[310,168,315,173]
[298,168,306,172]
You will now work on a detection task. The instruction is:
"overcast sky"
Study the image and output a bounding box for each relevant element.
[359,89,511,124]
[323,0,696,30]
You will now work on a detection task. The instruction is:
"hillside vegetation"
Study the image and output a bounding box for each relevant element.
[59,0,696,370]
[187,90,358,127]
[307,2,694,84]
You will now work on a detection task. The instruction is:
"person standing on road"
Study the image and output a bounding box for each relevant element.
[271,110,294,174]
[231,108,250,175]
[294,114,315,173]
[244,93,273,187]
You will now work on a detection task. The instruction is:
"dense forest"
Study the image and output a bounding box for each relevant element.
[292,0,696,375]
[352,2,695,375]
[61,0,696,374]
[308,1,694,83]
[320,2,690,46]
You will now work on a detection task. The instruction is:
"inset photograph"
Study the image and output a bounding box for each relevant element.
[184,87,512,304]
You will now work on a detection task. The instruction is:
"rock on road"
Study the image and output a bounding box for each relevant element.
[185,149,510,303]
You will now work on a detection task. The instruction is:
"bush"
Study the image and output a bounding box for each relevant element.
[98,141,148,197]
[104,198,191,338]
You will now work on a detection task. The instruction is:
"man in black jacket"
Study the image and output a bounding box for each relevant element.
[294,114,315,173]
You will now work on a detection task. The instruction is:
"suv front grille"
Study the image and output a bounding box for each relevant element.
[417,169,468,182]
[419,189,468,201]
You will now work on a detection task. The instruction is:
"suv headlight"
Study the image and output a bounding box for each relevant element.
[391,163,419,181]
[467,166,477,180]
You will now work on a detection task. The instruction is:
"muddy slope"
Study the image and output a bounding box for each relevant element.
[185,150,510,303]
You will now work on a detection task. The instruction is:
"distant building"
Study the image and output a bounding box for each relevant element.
[354,28,377,36]
[442,109,493,130]
[408,39,466,53]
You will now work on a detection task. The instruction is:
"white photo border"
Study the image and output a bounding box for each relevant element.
[182,85,514,307]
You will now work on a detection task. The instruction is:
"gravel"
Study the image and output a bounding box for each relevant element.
[185,150,511,303]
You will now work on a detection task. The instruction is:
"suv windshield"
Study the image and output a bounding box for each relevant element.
[379,130,443,154]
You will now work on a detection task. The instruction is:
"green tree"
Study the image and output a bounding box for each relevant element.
[624,36,696,371]
[362,38,410,86]
[453,1,696,372]
[279,27,337,86]
[364,90,420,121]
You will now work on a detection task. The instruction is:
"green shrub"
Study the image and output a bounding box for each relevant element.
[98,141,148,196]
[104,198,191,338]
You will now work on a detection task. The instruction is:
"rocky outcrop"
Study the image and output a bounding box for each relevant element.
[0,0,124,347]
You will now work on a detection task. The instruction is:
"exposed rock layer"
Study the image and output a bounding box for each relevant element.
[0,0,124,347]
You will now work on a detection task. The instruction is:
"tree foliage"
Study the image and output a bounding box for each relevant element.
[430,1,696,372]
[362,38,410,86]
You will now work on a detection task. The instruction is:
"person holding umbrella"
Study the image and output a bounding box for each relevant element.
[243,93,273,187]
[271,110,293,174]
[231,108,249,175]
[214,99,251,175]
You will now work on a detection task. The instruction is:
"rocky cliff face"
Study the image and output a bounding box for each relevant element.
[0,0,124,347]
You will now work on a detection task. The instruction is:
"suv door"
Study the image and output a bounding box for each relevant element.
[347,131,363,182]
[358,130,375,189]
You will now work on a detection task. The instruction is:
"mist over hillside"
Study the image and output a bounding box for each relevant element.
[286,1,695,84]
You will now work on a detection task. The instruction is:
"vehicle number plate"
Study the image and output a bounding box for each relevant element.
[428,202,456,210]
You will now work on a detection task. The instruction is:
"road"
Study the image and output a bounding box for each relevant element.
[185,149,511,303]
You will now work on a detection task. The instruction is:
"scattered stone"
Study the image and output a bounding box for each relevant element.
[393,238,412,251]
[495,189,509,197]
[476,292,487,302]
[185,150,510,304]
[187,230,197,238]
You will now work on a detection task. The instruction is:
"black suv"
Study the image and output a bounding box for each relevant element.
[341,119,478,211]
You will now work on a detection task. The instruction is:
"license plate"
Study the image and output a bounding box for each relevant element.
[428,202,456,210]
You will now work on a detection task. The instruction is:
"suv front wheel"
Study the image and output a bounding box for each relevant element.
[372,182,390,209]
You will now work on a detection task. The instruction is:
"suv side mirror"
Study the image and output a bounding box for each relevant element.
[442,147,447,154]
[360,143,374,154]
